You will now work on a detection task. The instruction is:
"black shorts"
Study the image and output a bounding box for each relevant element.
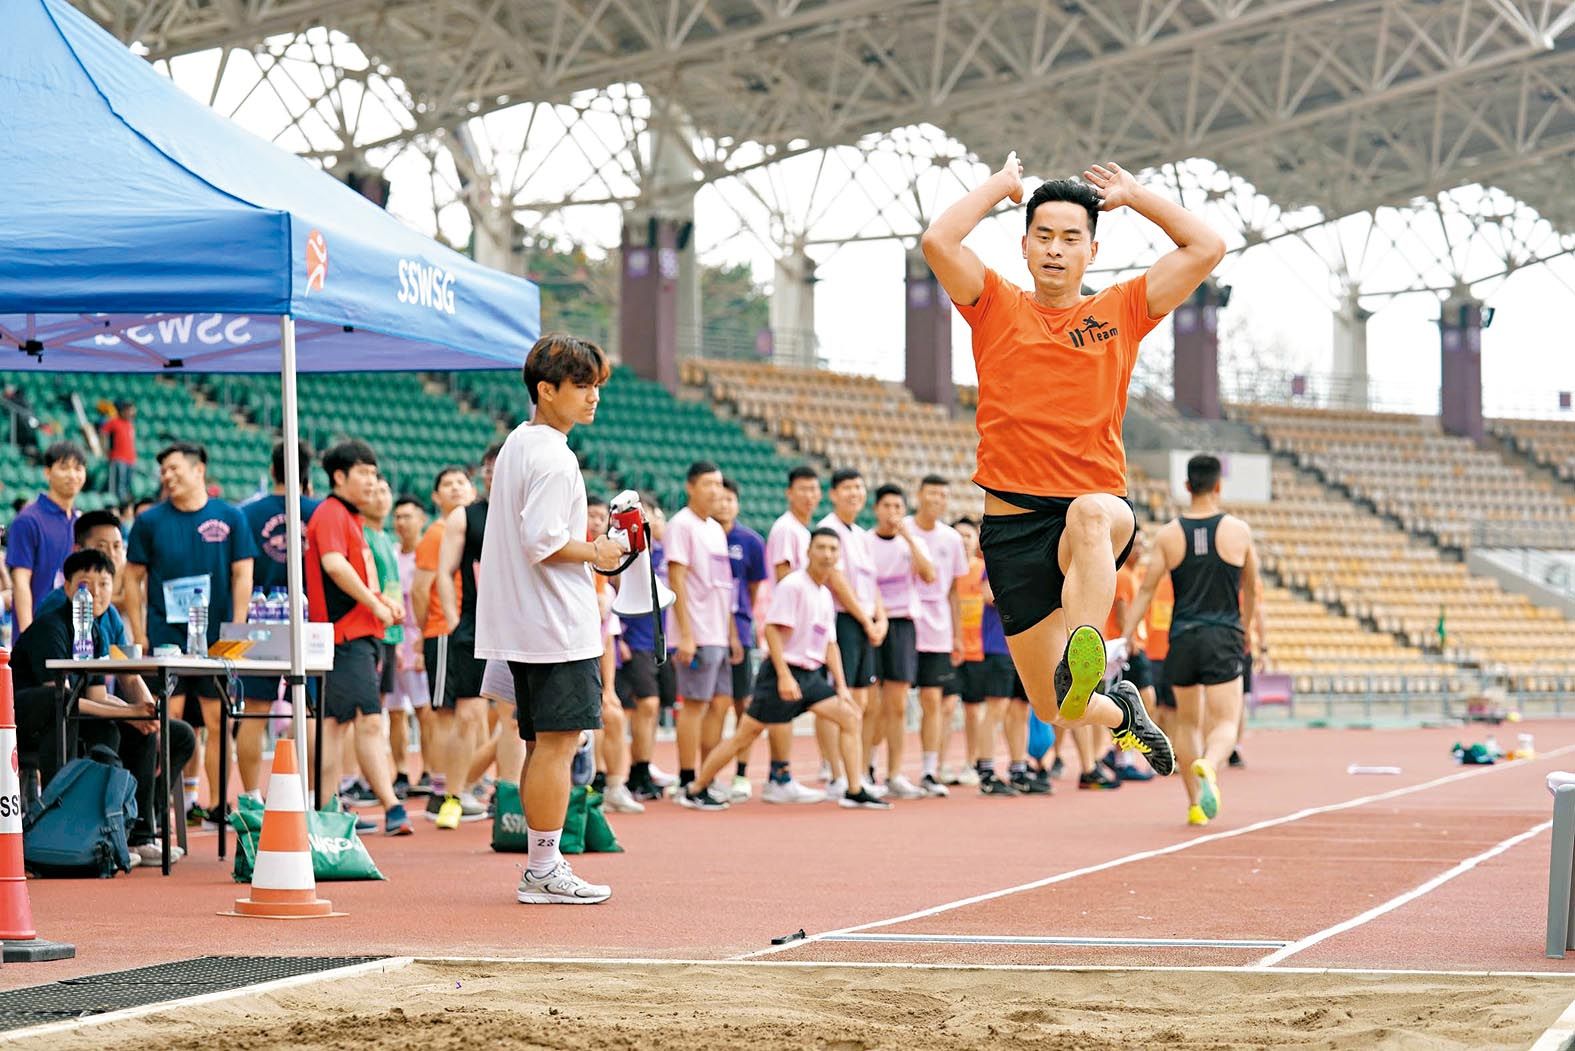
[731,653,757,702]
[324,637,381,724]
[378,640,397,696]
[1124,651,1153,691]
[1010,672,1029,702]
[747,663,837,724]
[1165,625,1247,689]
[980,497,1137,637]
[425,635,484,709]
[916,651,957,692]
[511,657,603,742]
[836,612,877,688]
[616,650,678,708]
[960,654,1015,703]
[875,617,918,684]
[1242,652,1254,695]
[1152,659,1176,709]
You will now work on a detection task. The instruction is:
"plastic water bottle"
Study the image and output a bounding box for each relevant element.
[267,587,287,623]
[71,583,94,661]
[187,587,208,656]
[248,587,268,623]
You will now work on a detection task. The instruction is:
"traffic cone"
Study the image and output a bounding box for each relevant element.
[0,651,74,960]
[224,741,342,919]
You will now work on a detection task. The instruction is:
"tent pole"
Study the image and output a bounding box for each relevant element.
[279,315,311,804]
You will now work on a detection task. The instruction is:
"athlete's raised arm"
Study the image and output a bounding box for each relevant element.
[1082,162,1225,319]
[920,152,1024,307]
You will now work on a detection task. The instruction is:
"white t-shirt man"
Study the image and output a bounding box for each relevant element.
[766,569,836,671]
[817,512,877,616]
[663,506,733,649]
[475,422,601,664]
[905,516,969,655]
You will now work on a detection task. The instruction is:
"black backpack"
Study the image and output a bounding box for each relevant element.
[23,744,138,878]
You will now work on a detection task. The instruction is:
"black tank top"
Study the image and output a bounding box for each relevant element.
[1168,514,1243,638]
[456,500,487,641]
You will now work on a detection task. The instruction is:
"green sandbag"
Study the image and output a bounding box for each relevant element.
[559,785,591,855]
[229,795,384,882]
[492,781,529,853]
[583,789,623,854]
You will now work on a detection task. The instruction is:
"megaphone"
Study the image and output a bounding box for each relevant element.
[607,490,675,622]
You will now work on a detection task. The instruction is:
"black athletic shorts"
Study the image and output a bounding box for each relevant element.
[1124,651,1153,691]
[324,637,381,724]
[1242,652,1254,695]
[616,649,677,708]
[1165,625,1247,689]
[1010,672,1030,702]
[747,662,837,724]
[511,657,603,742]
[1152,659,1175,709]
[731,652,757,702]
[425,635,484,709]
[378,639,397,696]
[916,651,957,692]
[836,612,877,688]
[980,497,1137,637]
[875,617,918,684]
[959,653,1015,703]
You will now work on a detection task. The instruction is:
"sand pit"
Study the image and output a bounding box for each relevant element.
[8,960,1575,1050]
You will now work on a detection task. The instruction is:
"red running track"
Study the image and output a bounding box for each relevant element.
[5,721,1574,988]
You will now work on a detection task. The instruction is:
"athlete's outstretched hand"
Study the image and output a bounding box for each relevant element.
[1082,161,1140,212]
[998,151,1025,204]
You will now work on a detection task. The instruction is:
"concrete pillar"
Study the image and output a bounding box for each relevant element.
[619,217,682,391]
[1439,295,1484,442]
[1173,280,1227,420]
[904,247,953,406]
[1331,289,1372,410]
[770,247,817,368]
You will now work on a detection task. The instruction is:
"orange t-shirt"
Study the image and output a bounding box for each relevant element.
[414,521,461,639]
[956,268,1164,498]
[1104,562,1138,640]
[1144,572,1173,661]
[957,556,985,662]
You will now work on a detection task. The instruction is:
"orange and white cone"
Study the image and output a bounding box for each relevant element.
[224,741,342,919]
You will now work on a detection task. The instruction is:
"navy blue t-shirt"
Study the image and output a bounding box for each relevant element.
[126,498,257,650]
[239,492,323,594]
[621,542,669,654]
[37,586,131,647]
[726,523,767,647]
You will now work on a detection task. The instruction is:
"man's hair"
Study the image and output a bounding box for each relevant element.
[431,466,468,493]
[133,498,156,515]
[830,468,862,489]
[271,440,313,485]
[1186,454,1223,494]
[156,441,206,467]
[115,399,133,414]
[63,548,115,580]
[522,333,610,405]
[41,441,87,470]
[874,484,905,504]
[587,495,608,510]
[720,477,740,497]
[482,441,504,465]
[788,465,818,486]
[919,474,947,489]
[394,495,425,513]
[73,510,122,547]
[809,527,842,545]
[686,461,720,483]
[638,490,662,513]
[951,515,979,530]
[322,440,377,483]
[1025,178,1102,238]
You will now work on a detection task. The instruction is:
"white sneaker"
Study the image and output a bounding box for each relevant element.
[761,778,826,805]
[886,774,926,800]
[956,768,981,787]
[458,792,488,822]
[126,851,142,870]
[826,777,847,800]
[818,761,833,784]
[921,774,951,798]
[729,774,753,803]
[131,840,184,864]
[516,861,611,904]
[939,764,962,786]
[648,764,678,788]
[866,781,890,800]
[603,784,646,814]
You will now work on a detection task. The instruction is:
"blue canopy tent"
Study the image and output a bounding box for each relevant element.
[0,0,541,778]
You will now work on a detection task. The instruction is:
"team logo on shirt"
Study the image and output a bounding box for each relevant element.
[198,518,232,543]
[1068,316,1118,348]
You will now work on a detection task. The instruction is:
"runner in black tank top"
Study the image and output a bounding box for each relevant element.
[1124,454,1260,829]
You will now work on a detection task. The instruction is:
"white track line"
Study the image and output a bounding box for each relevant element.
[1528,990,1575,1051]
[1253,819,1553,968]
[822,934,1287,949]
[733,744,1575,961]
[0,957,414,1046]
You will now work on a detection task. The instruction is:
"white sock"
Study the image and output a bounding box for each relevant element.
[526,827,562,876]
[922,752,939,778]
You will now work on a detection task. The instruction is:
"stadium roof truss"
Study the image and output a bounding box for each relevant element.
[73,0,1575,302]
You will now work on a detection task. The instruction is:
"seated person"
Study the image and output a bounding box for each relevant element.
[34,510,131,646]
[12,549,196,864]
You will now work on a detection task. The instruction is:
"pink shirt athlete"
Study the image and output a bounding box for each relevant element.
[817,512,877,615]
[664,506,734,648]
[765,512,811,576]
[766,569,836,670]
[905,517,969,654]
[870,532,922,619]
